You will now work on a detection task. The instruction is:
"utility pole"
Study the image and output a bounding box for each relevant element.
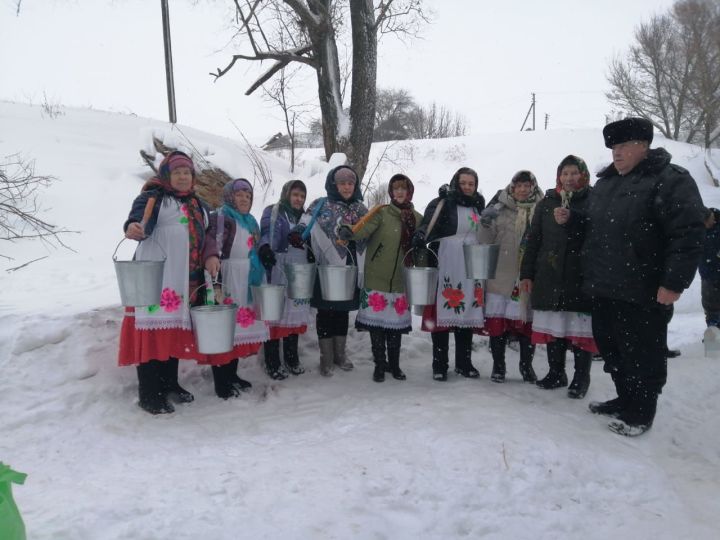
[545,114,549,130]
[161,0,177,124]
[520,93,536,131]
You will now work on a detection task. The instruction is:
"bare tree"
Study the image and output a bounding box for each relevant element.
[261,64,315,172]
[606,0,720,147]
[373,87,416,141]
[211,0,429,179]
[1,154,74,261]
[407,101,467,139]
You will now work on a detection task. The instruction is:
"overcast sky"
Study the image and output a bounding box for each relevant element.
[1,0,677,142]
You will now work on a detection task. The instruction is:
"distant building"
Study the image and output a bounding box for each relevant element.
[261,132,322,151]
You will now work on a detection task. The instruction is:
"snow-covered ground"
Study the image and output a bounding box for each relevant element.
[1,101,719,539]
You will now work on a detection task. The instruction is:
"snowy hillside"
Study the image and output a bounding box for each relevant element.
[1,101,719,539]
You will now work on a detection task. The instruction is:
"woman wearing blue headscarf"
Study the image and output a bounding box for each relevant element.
[204,178,269,398]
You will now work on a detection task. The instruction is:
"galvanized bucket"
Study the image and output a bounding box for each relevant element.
[252,284,286,321]
[318,244,357,302]
[403,248,439,305]
[463,243,500,280]
[284,247,317,300]
[190,302,238,354]
[112,237,165,307]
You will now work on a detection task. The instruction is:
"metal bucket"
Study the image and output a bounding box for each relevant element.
[284,262,316,300]
[190,303,238,354]
[112,237,165,307]
[402,248,439,306]
[252,284,286,321]
[318,244,357,302]
[463,243,500,280]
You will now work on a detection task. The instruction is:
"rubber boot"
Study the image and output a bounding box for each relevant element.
[518,334,537,383]
[159,357,194,403]
[283,334,305,375]
[370,329,387,382]
[227,358,252,392]
[332,335,353,371]
[589,372,627,417]
[137,361,174,414]
[567,347,591,399]
[536,339,568,389]
[318,338,335,377]
[431,331,449,381]
[454,328,479,378]
[212,362,241,399]
[386,331,406,381]
[489,334,507,383]
[264,339,288,380]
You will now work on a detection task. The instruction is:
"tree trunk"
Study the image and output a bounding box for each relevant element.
[348,0,377,181]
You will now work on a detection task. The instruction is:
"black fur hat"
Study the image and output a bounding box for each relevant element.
[602,117,653,148]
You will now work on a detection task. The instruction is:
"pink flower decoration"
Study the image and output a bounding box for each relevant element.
[393,295,409,315]
[180,204,190,218]
[160,287,182,312]
[223,297,234,305]
[236,306,256,328]
[470,211,480,224]
[247,236,255,249]
[368,292,388,312]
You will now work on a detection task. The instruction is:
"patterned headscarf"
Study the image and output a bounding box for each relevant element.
[279,179,307,221]
[555,155,591,192]
[388,174,417,263]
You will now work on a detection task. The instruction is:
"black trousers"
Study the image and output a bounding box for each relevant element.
[316,309,349,339]
[591,297,669,396]
[702,279,720,326]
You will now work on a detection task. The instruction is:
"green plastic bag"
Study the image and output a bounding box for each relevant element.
[0,463,27,540]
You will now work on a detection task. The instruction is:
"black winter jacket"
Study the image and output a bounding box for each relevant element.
[520,187,592,313]
[580,148,704,306]
[415,190,485,264]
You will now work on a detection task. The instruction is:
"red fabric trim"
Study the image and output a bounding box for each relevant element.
[531,331,599,354]
[269,325,307,340]
[476,317,532,337]
[118,309,262,367]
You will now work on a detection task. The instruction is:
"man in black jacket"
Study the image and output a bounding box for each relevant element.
[556,117,704,436]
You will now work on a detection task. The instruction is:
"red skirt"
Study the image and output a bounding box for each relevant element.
[531,331,599,354]
[269,325,307,340]
[478,316,533,338]
[118,308,262,367]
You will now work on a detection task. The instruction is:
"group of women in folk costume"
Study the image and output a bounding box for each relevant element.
[118,151,598,415]
[119,152,313,414]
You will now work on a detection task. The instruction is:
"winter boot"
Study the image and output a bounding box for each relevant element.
[318,338,335,377]
[212,362,241,399]
[227,359,252,392]
[264,339,288,380]
[159,357,194,403]
[283,334,305,375]
[370,330,387,382]
[137,361,174,414]
[518,334,537,383]
[536,339,568,389]
[608,388,658,437]
[386,331,406,381]
[432,331,450,381]
[589,372,627,417]
[332,335,353,371]
[454,328,479,378]
[489,334,507,383]
[567,348,592,399]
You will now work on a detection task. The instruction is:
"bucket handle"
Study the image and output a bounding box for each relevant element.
[402,247,438,267]
[112,235,167,262]
[319,242,356,267]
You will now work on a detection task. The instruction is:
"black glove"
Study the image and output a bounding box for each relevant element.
[258,244,276,271]
[336,224,354,241]
[288,231,305,249]
[438,184,450,199]
[480,205,500,227]
[411,231,426,251]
